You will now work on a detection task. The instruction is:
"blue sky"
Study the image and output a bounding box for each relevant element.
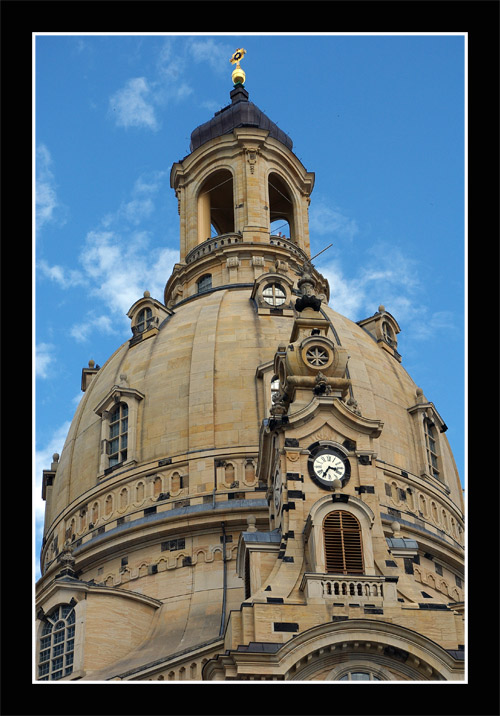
[34,33,466,577]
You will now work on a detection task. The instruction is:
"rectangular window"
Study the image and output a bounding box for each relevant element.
[52,643,64,657]
[38,662,50,677]
[52,657,63,671]
[109,422,120,438]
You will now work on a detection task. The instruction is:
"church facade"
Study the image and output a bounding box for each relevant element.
[36,54,465,682]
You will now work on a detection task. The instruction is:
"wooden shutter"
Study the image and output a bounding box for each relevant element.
[324,511,364,574]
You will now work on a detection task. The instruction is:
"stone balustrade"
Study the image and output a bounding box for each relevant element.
[300,573,398,606]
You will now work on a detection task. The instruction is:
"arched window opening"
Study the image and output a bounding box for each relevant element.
[270,218,291,239]
[323,511,364,575]
[424,417,440,480]
[198,169,234,243]
[38,604,76,680]
[339,671,382,681]
[382,321,396,347]
[268,173,295,242]
[108,402,128,467]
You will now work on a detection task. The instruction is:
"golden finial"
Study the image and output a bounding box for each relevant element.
[230,48,246,86]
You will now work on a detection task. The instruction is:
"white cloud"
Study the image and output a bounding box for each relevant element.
[36,144,67,231]
[411,310,457,341]
[317,242,456,342]
[79,228,178,318]
[309,199,359,241]
[38,259,86,289]
[69,313,117,343]
[185,37,230,73]
[72,170,179,324]
[39,168,179,344]
[109,37,233,132]
[109,77,159,130]
[36,342,56,379]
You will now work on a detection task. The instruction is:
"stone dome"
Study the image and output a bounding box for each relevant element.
[52,293,461,514]
[189,85,293,153]
[37,74,464,682]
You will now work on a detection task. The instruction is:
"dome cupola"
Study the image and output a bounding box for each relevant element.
[167,50,315,308]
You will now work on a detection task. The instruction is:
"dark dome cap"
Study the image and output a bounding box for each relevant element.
[190,85,293,152]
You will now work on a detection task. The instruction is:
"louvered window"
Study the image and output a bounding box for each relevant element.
[324,511,364,575]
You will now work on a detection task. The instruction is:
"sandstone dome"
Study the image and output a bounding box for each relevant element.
[36,76,464,683]
[50,292,461,515]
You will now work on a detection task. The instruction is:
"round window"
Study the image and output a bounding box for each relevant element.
[305,345,330,367]
[262,283,286,306]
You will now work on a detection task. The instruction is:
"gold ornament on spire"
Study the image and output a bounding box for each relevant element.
[230,48,246,86]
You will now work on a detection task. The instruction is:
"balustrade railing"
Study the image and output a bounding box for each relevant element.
[300,573,395,605]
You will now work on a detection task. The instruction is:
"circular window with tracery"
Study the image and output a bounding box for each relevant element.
[305,345,330,367]
[262,283,286,306]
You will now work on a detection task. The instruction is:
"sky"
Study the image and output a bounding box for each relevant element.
[34,33,466,579]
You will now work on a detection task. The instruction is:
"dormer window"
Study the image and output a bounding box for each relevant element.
[197,274,212,293]
[95,386,144,476]
[127,291,172,347]
[251,272,294,315]
[408,390,448,486]
[357,306,401,361]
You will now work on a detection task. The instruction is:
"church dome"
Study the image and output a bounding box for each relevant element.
[48,295,461,514]
[36,55,464,683]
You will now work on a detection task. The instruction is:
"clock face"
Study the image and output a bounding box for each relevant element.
[307,444,351,489]
[273,470,282,510]
[313,451,345,481]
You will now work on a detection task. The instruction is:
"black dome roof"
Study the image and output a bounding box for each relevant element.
[190,85,293,152]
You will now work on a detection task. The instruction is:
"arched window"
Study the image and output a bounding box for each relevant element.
[324,511,364,575]
[270,218,291,239]
[197,169,234,242]
[38,604,76,680]
[424,417,440,479]
[108,402,128,467]
[136,307,153,333]
[339,671,382,681]
[268,172,295,242]
[382,321,396,347]
[262,283,286,306]
[197,274,212,293]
